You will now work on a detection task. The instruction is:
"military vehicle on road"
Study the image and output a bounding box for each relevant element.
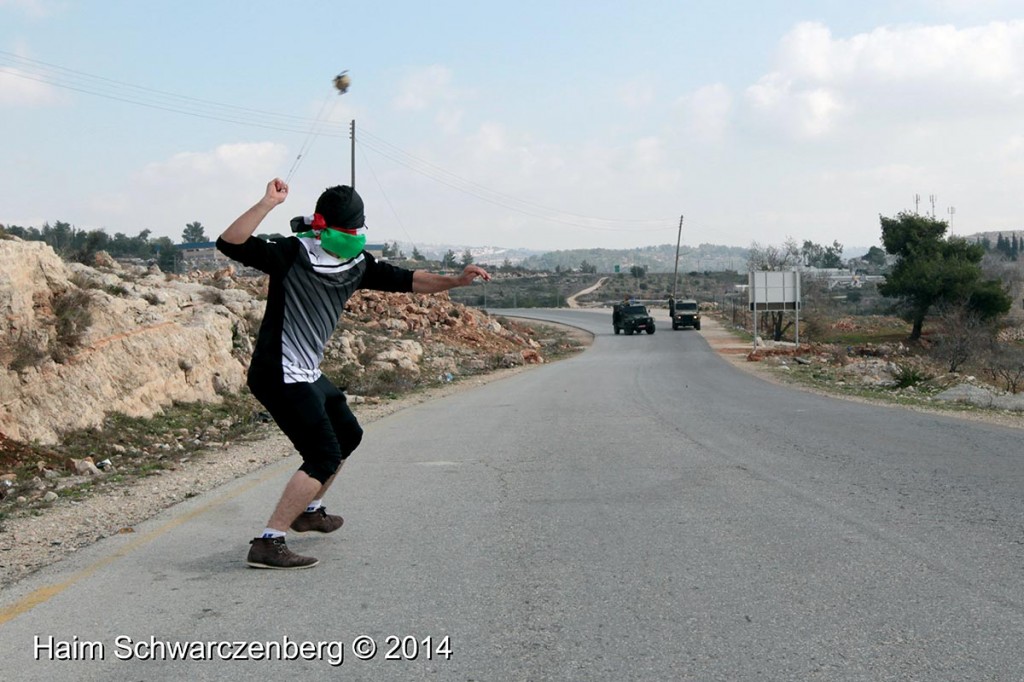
[613,304,656,335]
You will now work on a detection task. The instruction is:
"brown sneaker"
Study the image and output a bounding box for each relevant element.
[290,507,344,533]
[246,537,318,569]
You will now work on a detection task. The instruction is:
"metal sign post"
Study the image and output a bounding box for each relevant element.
[748,270,802,350]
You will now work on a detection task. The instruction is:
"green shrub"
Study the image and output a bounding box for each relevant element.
[9,333,47,372]
[104,283,130,297]
[892,362,931,388]
[49,289,93,363]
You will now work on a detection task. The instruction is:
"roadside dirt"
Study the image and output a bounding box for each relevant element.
[698,314,1024,430]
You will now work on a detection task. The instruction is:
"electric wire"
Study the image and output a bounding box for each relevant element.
[285,92,340,183]
[0,50,350,135]
[2,50,676,235]
[358,143,418,251]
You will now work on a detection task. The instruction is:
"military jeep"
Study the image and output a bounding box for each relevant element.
[671,299,701,330]
[613,304,656,335]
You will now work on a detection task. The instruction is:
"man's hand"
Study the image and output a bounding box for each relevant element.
[261,178,289,207]
[220,178,288,245]
[457,264,491,286]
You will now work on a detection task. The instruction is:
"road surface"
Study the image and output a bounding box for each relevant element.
[1,308,1022,681]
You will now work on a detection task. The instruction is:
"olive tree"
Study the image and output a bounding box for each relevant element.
[878,212,1012,340]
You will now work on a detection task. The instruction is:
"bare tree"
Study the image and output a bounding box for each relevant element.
[934,302,991,373]
[983,342,1024,394]
[747,238,801,271]
[747,238,801,341]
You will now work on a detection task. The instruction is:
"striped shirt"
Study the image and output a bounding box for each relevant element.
[216,235,414,384]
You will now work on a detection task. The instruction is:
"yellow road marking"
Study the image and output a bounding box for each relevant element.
[0,460,291,625]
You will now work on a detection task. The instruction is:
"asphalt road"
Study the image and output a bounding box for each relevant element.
[1,308,1022,681]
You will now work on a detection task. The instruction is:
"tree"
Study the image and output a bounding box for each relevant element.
[878,212,1012,340]
[802,240,844,269]
[411,246,425,261]
[629,264,646,278]
[41,221,74,254]
[441,249,458,268]
[862,246,888,269]
[747,238,801,272]
[69,229,110,265]
[580,259,597,274]
[460,249,474,267]
[934,303,989,373]
[153,237,179,272]
[182,221,208,243]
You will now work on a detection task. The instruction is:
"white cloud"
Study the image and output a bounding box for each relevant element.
[87,142,288,239]
[683,83,733,140]
[0,66,62,106]
[470,123,508,155]
[746,74,844,138]
[393,65,455,111]
[745,20,1024,137]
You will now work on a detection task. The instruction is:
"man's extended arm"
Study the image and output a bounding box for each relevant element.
[220,178,289,245]
[412,265,491,293]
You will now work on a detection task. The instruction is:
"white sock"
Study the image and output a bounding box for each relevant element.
[261,528,286,539]
[305,499,323,513]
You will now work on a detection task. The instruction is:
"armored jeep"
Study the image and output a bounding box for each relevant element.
[671,299,701,330]
[613,304,656,335]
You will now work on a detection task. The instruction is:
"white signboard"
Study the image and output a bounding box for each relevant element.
[748,270,801,311]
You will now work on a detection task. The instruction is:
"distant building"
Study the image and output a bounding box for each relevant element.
[178,241,227,268]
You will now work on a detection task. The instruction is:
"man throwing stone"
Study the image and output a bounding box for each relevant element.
[217,178,490,569]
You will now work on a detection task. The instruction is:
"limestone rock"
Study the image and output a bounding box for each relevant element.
[934,384,994,407]
[0,239,247,444]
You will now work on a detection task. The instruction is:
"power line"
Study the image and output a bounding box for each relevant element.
[0,50,350,135]
[2,50,676,234]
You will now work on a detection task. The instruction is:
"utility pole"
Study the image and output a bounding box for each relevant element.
[350,120,356,189]
[929,194,937,218]
[914,193,921,214]
[672,214,684,301]
[948,205,956,227]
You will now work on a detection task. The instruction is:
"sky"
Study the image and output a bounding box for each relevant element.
[2,0,1024,253]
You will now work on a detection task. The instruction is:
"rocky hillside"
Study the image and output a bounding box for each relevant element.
[0,237,546,447]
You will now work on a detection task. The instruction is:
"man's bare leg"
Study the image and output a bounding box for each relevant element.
[266,471,322,531]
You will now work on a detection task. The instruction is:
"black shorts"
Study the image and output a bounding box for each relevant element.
[247,372,363,483]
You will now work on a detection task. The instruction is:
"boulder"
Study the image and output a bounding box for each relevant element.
[934,384,994,407]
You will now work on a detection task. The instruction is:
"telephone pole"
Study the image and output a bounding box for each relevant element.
[672,215,684,301]
[350,120,356,189]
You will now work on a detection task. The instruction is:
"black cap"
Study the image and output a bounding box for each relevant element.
[315,185,365,229]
